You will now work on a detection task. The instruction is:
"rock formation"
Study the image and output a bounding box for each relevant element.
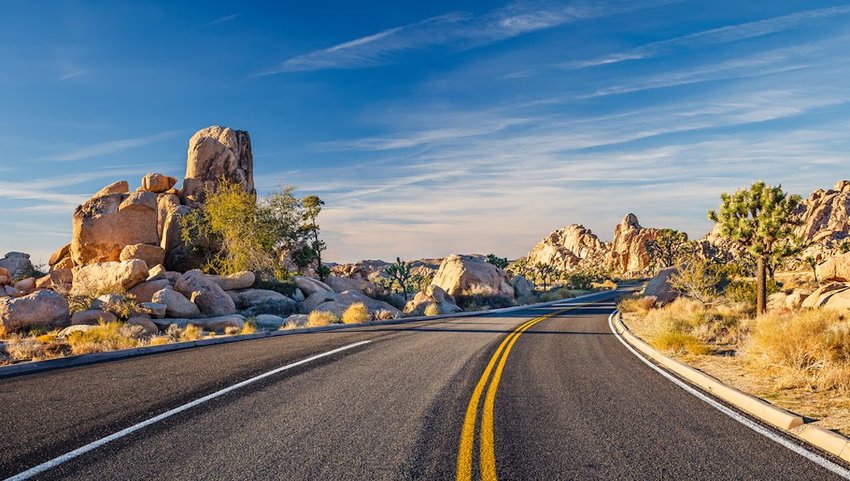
[430,254,515,298]
[607,214,659,275]
[181,126,254,208]
[795,180,850,261]
[525,224,608,271]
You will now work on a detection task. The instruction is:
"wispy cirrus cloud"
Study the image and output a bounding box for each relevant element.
[39,130,182,162]
[258,0,679,75]
[560,4,850,70]
[192,13,240,31]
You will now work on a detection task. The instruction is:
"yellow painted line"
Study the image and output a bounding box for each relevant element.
[456,315,543,481]
[456,303,590,481]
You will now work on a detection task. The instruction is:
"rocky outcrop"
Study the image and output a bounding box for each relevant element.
[644,267,678,304]
[325,276,376,295]
[796,181,850,255]
[228,289,297,317]
[526,224,608,271]
[127,279,172,303]
[71,192,159,265]
[152,315,245,333]
[0,290,70,332]
[293,276,333,297]
[70,309,118,326]
[608,214,659,275]
[70,260,149,296]
[181,126,254,208]
[92,180,129,199]
[404,285,462,316]
[0,252,34,278]
[174,270,236,316]
[816,252,850,282]
[120,244,165,269]
[151,288,201,318]
[206,271,255,291]
[48,244,71,268]
[141,173,177,193]
[430,254,514,298]
[510,275,535,300]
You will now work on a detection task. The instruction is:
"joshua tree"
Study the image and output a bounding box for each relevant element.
[299,195,328,281]
[708,181,801,314]
[485,254,509,269]
[534,262,558,291]
[645,228,691,270]
[385,257,413,301]
[805,255,818,283]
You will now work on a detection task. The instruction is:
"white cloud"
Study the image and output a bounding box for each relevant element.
[39,130,182,162]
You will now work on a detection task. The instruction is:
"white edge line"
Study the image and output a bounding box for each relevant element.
[608,311,850,480]
[4,340,372,481]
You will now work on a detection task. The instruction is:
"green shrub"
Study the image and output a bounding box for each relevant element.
[724,279,779,310]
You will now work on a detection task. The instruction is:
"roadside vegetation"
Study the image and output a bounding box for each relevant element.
[620,181,850,435]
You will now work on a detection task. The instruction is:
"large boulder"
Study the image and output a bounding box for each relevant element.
[92,180,129,199]
[174,269,236,316]
[181,126,254,208]
[35,269,73,293]
[48,243,71,267]
[801,283,850,309]
[151,288,201,318]
[206,271,255,291]
[0,252,33,278]
[152,314,245,333]
[228,289,297,317]
[301,291,338,314]
[336,290,402,317]
[404,285,462,316]
[430,254,515,298]
[70,309,118,326]
[127,279,172,303]
[293,276,333,297]
[0,290,70,332]
[253,314,285,330]
[71,259,149,296]
[71,191,158,265]
[643,267,679,304]
[511,275,535,300]
[816,253,850,282]
[161,205,196,271]
[141,173,177,193]
[820,286,850,312]
[607,214,660,275]
[120,244,165,269]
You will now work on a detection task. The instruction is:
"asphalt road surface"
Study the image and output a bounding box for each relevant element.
[1,289,845,480]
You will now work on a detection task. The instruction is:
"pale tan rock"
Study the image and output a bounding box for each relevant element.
[53,257,74,271]
[430,254,515,298]
[48,243,71,266]
[293,276,333,297]
[228,289,297,316]
[92,180,129,199]
[146,264,167,282]
[644,267,678,305]
[120,243,165,269]
[404,285,461,316]
[801,283,850,308]
[70,309,118,326]
[156,193,180,240]
[796,182,850,249]
[175,269,236,316]
[325,275,376,294]
[816,253,850,282]
[181,126,254,207]
[607,214,660,275]
[71,193,158,265]
[141,173,177,193]
[786,289,811,309]
[151,288,200,318]
[526,224,608,272]
[127,279,172,303]
[71,259,149,296]
[0,290,70,332]
[206,271,255,291]
[127,316,159,335]
[35,269,73,293]
[13,277,35,294]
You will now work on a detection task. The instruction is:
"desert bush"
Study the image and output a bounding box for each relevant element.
[307,310,339,327]
[424,303,440,317]
[537,288,586,303]
[592,279,617,290]
[744,309,850,391]
[253,275,296,297]
[342,303,370,324]
[669,257,727,303]
[455,293,513,311]
[642,298,747,348]
[373,309,396,321]
[179,324,204,342]
[724,278,779,312]
[241,321,257,335]
[617,295,655,315]
[64,322,142,355]
[149,336,171,346]
[653,331,710,355]
[4,334,67,361]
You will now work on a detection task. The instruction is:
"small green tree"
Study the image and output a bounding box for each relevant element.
[645,229,691,270]
[299,195,328,281]
[708,181,801,314]
[485,254,509,269]
[534,262,558,290]
[385,257,413,301]
[805,255,818,283]
[669,256,726,304]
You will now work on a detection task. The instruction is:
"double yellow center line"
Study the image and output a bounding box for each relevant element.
[456,303,588,481]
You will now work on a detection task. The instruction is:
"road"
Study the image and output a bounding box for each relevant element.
[0,289,845,480]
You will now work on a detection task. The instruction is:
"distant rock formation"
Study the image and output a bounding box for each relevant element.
[430,254,515,298]
[181,126,254,208]
[795,180,850,262]
[526,224,608,271]
[607,213,659,275]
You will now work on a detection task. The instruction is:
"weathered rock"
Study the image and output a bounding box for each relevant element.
[49,243,71,267]
[293,276,333,297]
[13,277,35,294]
[254,314,285,330]
[5,286,22,297]
[643,267,679,305]
[0,275,7,286]
[801,283,850,309]
[53,257,74,271]
[785,289,811,309]
[35,269,73,293]
[92,180,129,199]
[228,289,297,317]
[70,309,118,326]
[292,288,305,302]
[127,279,172,303]
[162,206,195,271]
[405,284,463,316]
[511,275,535,300]
[156,193,181,240]
[608,214,660,275]
[71,192,158,265]
[312,301,347,317]
[120,244,166,269]
[767,292,789,311]
[283,314,309,327]
[71,260,149,296]
[127,316,159,335]
[174,269,236,316]
[301,291,338,314]
[797,181,850,248]
[0,252,33,278]
[0,267,8,280]
[325,276,377,294]
[0,290,70,332]
[146,264,167,282]
[816,253,850,282]
[526,224,608,272]
[336,290,402,317]
[141,173,178,193]
[151,288,201,318]
[181,126,254,208]
[430,254,515,298]
[139,302,167,319]
[207,271,255,291]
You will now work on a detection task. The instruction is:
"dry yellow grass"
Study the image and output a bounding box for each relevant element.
[179,324,204,342]
[342,303,370,324]
[307,310,339,327]
[373,309,396,320]
[617,295,655,315]
[149,336,171,346]
[653,331,711,355]
[64,322,141,355]
[424,303,440,317]
[240,321,257,335]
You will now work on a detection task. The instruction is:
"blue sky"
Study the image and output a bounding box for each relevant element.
[2,0,850,264]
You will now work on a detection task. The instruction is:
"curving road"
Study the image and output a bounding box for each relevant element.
[0,290,846,480]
